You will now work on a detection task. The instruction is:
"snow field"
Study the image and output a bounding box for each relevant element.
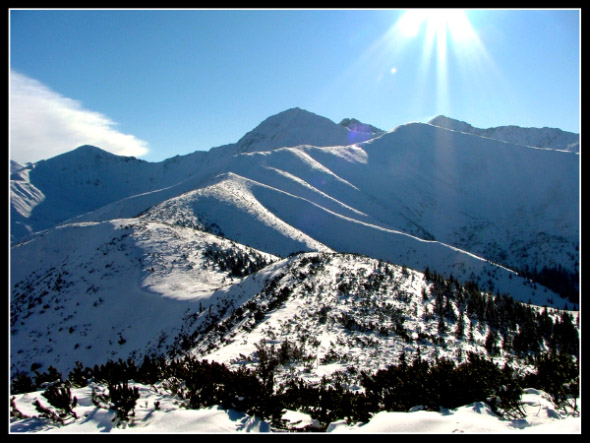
[10,383,579,433]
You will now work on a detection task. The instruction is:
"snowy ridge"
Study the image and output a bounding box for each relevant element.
[138,164,567,308]
[10,108,579,303]
[10,110,579,281]
[142,172,333,256]
[428,115,580,153]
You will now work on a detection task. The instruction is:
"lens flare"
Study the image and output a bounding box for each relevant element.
[397,9,476,44]
[390,9,501,116]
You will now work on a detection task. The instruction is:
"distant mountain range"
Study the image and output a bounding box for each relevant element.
[11,108,579,275]
[10,107,579,383]
[428,115,579,153]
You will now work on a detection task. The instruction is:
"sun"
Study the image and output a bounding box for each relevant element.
[397,9,475,43]
[390,9,485,113]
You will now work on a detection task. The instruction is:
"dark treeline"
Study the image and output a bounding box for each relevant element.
[11,347,579,431]
[518,264,579,305]
[423,267,579,359]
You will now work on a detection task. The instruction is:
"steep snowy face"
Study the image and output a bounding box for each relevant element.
[10,160,25,174]
[141,172,334,256]
[233,107,379,154]
[428,115,580,153]
[9,145,210,240]
[353,122,579,273]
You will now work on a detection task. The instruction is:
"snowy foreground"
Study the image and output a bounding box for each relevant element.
[10,383,580,433]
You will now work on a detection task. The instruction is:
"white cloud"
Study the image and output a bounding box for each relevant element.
[9,70,150,164]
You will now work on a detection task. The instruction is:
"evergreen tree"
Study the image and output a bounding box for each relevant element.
[11,371,35,395]
[525,353,579,408]
[455,311,465,339]
[485,329,499,356]
[34,366,62,388]
[68,361,91,388]
[41,381,78,420]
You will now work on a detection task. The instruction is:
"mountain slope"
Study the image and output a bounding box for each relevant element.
[10,218,278,377]
[10,223,577,390]
[10,109,381,241]
[343,123,579,274]
[140,169,567,308]
[428,115,580,153]
[14,110,577,305]
[195,252,579,389]
[9,108,581,433]
[139,121,579,290]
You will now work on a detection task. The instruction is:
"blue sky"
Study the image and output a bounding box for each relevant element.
[9,8,580,164]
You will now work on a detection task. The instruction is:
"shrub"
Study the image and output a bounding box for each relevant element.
[68,361,92,388]
[41,381,78,420]
[91,381,140,424]
[109,382,140,423]
[11,371,35,395]
[525,353,579,409]
[34,366,62,388]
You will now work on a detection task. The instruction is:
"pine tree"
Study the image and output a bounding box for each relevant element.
[108,382,140,423]
[455,311,465,339]
[11,371,35,395]
[41,381,78,420]
[68,361,91,388]
[34,366,62,388]
[485,329,499,356]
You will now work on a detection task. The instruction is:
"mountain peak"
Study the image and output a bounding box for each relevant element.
[57,145,145,163]
[428,115,474,132]
[339,118,384,135]
[234,108,377,153]
[72,145,109,154]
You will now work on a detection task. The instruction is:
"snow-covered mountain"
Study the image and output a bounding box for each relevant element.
[9,109,380,241]
[9,145,214,240]
[10,108,579,298]
[428,115,580,153]
[339,117,384,136]
[141,122,577,283]
[9,216,577,381]
[9,109,581,433]
[10,218,278,377]
[10,108,579,404]
[226,107,382,155]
